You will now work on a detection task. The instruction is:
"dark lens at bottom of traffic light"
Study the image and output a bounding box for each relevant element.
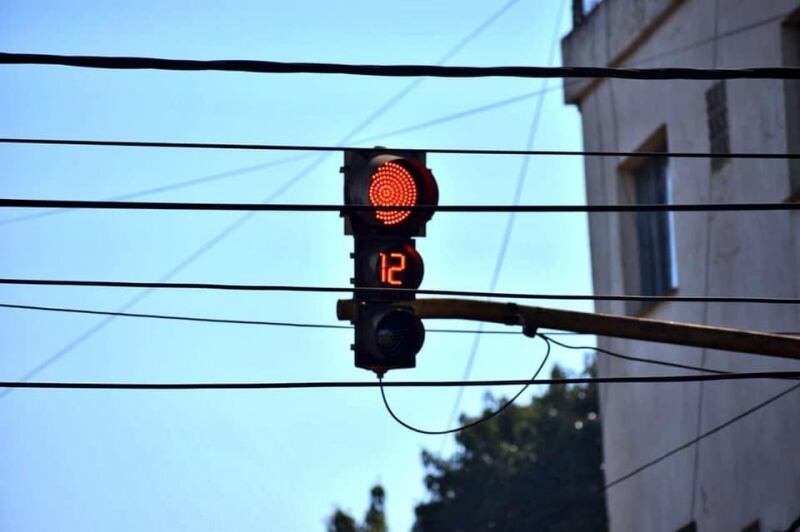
[375,309,425,360]
[354,305,425,375]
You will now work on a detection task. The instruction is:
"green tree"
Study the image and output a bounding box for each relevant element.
[326,363,606,531]
[328,484,388,532]
[328,510,358,532]
[413,364,607,531]
[363,485,388,532]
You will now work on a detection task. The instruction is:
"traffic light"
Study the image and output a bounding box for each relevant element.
[342,149,438,375]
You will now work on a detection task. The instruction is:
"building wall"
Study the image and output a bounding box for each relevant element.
[562,1,800,530]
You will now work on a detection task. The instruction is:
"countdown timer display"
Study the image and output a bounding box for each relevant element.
[374,242,423,289]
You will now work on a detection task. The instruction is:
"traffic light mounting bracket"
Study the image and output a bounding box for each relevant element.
[336,297,800,361]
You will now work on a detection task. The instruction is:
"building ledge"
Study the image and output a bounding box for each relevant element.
[561,0,685,105]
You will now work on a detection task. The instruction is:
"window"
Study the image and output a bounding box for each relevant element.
[782,9,800,199]
[619,129,678,314]
[633,154,677,298]
[705,81,730,172]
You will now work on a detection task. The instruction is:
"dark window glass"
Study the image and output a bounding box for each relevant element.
[634,155,677,297]
[782,9,800,199]
[705,81,730,172]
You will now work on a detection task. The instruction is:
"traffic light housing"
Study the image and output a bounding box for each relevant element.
[353,304,426,373]
[344,149,438,237]
[352,239,424,299]
[342,148,437,375]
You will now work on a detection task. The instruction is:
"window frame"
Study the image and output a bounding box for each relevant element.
[618,126,679,315]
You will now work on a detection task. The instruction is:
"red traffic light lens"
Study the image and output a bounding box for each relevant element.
[368,161,418,226]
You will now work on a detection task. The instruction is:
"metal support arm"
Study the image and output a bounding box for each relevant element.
[337,297,800,361]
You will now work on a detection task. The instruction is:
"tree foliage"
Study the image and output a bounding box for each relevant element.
[413,364,607,531]
[328,485,388,532]
[327,363,607,531]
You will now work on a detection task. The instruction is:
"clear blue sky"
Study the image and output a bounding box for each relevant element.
[0,1,594,530]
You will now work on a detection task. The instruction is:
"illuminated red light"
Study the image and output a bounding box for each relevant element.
[368,161,418,225]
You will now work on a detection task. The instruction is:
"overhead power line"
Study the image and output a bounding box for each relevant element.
[603,383,800,490]
[2,198,798,213]
[1,11,787,236]
[2,137,799,160]
[358,10,795,144]
[3,52,800,80]
[0,0,520,398]
[0,11,789,235]
[632,11,790,67]
[446,0,566,436]
[3,278,800,304]
[0,301,556,335]
[0,12,789,235]
[534,381,800,527]
[0,153,313,228]
[2,301,796,337]
[1,371,798,390]
[540,333,728,375]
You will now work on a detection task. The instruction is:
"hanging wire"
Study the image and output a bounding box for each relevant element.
[379,335,552,435]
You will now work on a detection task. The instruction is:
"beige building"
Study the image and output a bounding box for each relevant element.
[561,0,800,530]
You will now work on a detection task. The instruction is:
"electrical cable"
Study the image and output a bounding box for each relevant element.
[444,0,566,438]
[0,3,521,232]
[2,301,796,337]
[0,152,313,227]
[2,137,799,160]
[603,385,800,490]
[0,302,352,330]
[0,0,519,397]
[1,370,799,390]
[0,11,787,232]
[0,10,785,236]
[540,333,728,375]
[3,52,800,80]
[0,301,559,335]
[336,11,799,147]
[2,198,798,213]
[0,10,788,234]
[630,11,790,67]
[533,380,800,527]
[356,90,550,144]
[379,335,551,435]
[2,278,799,304]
